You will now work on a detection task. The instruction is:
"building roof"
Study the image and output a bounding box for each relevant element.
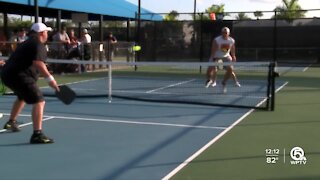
[0,0,162,20]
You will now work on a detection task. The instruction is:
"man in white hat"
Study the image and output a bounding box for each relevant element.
[205,26,240,93]
[81,28,92,71]
[1,22,59,144]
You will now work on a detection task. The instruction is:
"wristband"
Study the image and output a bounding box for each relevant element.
[45,75,55,83]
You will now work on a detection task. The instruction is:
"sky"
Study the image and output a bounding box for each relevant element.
[126,0,320,17]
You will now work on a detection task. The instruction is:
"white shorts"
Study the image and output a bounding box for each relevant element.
[209,57,232,70]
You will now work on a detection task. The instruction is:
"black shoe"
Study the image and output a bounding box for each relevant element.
[30,133,54,144]
[3,120,21,132]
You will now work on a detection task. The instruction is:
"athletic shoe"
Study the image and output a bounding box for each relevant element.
[3,120,21,132]
[222,82,227,94]
[235,81,241,87]
[30,133,54,144]
[205,80,216,88]
[205,80,212,88]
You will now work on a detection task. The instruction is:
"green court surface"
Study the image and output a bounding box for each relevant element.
[171,66,320,180]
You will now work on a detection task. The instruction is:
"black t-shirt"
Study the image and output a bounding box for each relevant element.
[2,35,47,80]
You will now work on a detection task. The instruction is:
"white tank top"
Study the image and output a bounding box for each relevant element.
[214,35,235,58]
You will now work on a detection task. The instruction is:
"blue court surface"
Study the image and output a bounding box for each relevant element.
[1,93,259,180]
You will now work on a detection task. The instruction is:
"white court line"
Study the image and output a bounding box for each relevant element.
[0,113,226,130]
[0,116,55,133]
[162,108,258,180]
[162,81,289,180]
[302,64,312,72]
[276,81,289,93]
[146,79,196,93]
[49,115,227,130]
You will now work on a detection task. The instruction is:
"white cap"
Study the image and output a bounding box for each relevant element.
[221,27,230,34]
[31,23,53,32]
[83,28,88,34]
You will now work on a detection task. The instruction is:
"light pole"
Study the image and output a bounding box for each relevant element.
[136,0,141,67]
[194,0,196,20]
[34,0,39,23]
[137,0,141,42]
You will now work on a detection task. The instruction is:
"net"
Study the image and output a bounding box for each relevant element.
[38,59,276,110]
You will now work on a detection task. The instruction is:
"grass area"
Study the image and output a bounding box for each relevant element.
[171,66,320,180]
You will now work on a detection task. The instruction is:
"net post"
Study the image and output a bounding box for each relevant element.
[267,62,276,111]
[266,62,272,110]
[199,13,204,74]
[108,62,112,103]
[270,62,276,111]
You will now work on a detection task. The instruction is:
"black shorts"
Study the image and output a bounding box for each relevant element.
[1,75,44,104]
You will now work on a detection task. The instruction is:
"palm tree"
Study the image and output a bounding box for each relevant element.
[236,12,251,20]
[194,4,229,20]
[254,11,264,20]
[164,10,179,21]
[206,4,228,20]
[194,4,228,20]
[273,0,306,22]
[206,4,225,14]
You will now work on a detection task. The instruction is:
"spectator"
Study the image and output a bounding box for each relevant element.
[9,29,18,53]
[0,30,7,56]
[52,26,70,59]
[17,28,28,43]
[105,32,117,61]
[67,29,80,59]
[50,27,71,73]
[81,28,92,71]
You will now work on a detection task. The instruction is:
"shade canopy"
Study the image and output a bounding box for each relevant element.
[0,0,162,20]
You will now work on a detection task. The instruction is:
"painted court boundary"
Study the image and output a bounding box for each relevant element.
[162,82,288,180]
[0,113,227,132]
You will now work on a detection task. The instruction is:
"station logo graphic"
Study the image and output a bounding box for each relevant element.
[290,147,307,165]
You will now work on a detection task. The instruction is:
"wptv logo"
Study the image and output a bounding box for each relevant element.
[290,147,307,165]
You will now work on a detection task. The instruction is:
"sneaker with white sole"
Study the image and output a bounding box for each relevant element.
[235,81,241,87]
[205,80,216,88]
